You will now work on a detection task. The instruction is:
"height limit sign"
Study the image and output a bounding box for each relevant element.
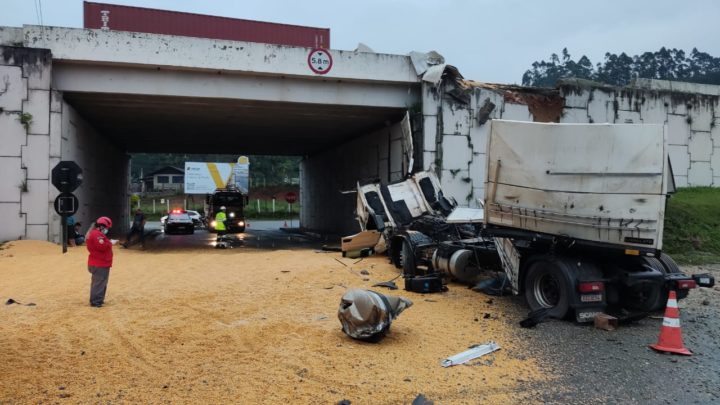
[308,48,332,74]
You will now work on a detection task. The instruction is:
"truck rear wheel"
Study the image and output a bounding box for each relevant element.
[524,258,572,319]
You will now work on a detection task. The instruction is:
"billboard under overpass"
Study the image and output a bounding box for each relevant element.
[184,157,249,194]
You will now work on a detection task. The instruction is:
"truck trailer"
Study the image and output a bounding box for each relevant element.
[355,120,714,322]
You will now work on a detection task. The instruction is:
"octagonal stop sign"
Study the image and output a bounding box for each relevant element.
[285,191,297,204]
[52,161,83,193]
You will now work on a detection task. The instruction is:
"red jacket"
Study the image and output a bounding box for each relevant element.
[86,228,113,267]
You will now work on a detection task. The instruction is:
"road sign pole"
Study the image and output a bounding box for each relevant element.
[62,214,68,254]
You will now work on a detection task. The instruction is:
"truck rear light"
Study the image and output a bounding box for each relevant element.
[578,282,604,293]
[677,280,697,290]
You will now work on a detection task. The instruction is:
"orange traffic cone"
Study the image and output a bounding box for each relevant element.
[650,290,692,356]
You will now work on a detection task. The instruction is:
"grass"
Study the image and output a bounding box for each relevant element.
[663,187,720,265]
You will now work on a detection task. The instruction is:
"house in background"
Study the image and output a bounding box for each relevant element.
[143,166,185,192]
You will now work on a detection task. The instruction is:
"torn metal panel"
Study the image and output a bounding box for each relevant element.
[353,43,375,53]
[409,50,445,76]
[400,112,414,177]
[341,230,382,252]
[422,64,448,87]
[446,207,485,223]
[441,341,500,367]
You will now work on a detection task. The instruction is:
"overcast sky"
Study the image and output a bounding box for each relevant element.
[2,0,719,84]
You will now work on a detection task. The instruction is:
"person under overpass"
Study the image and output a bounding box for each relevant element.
[215,206,227,243]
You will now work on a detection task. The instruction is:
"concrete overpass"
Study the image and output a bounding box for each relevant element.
[0,25,423,242]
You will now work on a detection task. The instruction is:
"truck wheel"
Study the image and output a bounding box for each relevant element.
[524,258,572,319]
[400,239,416,277]
[659,253,688,299]
[636,257,666,312]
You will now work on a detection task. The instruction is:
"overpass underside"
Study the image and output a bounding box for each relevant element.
[0,37,421,241]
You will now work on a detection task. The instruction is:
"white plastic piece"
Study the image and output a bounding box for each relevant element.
[441,341,500,367]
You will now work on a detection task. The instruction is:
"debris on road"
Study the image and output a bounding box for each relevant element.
[441,341,500,367]
[519,308,551,328]
[594,313,619,331]
[411,393,434,405]
[471,273,512,296]
[372,280,398,290]
[337,289,413,342]
[5,298,36,306]
[341,230,383,258]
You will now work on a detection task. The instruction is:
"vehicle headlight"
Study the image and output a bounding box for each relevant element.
[238,221,245,226]
[210,220,217,227]
[229,212,236,218]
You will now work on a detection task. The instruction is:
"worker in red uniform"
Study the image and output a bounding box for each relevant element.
[86,216,118,307]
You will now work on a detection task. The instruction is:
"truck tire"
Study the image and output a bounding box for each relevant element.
[400,239,416,277]
[639,257,667,312]
[524,258,572,319]
[658,253,688,299]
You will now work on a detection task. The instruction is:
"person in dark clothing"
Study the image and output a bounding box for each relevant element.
[86,216,117,307]
[68,221,85,246]
[124,208,146,249]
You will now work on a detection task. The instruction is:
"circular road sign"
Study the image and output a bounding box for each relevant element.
[54,192,79,216]
[285,191,298,204]
[307,48,333,75]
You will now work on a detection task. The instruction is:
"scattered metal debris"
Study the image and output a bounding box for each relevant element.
[441,341,500,367]
[372,281,398,290]
[337,289,413,342]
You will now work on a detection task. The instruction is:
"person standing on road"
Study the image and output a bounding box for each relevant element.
[86,216,118,307]
[215,206,227,242]
[123,208,146,249]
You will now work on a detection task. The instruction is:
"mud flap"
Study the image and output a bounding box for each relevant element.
[494,237,521,294]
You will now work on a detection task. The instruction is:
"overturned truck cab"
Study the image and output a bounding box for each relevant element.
[355,120,714,322]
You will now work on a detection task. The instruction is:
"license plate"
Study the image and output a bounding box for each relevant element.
[580,293,602,303]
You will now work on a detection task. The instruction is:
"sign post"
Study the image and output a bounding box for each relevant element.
[51,161,83,253]
[285,191,297,228]
[53,192,80,253]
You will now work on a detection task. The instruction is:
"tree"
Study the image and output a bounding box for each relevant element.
[522,48,720,87]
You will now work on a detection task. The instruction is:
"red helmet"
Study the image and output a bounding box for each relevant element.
[96,216,113,228]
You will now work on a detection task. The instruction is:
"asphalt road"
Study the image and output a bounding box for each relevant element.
[126,225,720,403]
[132,220,325,251]
[490,264,720,404]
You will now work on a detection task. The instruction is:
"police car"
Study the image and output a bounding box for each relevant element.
[163,210,195,235]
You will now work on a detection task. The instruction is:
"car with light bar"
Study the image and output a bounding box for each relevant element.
[163,209,195,235]
[357,121,715,323]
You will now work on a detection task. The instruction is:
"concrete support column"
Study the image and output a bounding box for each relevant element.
[0,46,53,242]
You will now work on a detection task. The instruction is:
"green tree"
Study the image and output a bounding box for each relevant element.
[522,47,720,87]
